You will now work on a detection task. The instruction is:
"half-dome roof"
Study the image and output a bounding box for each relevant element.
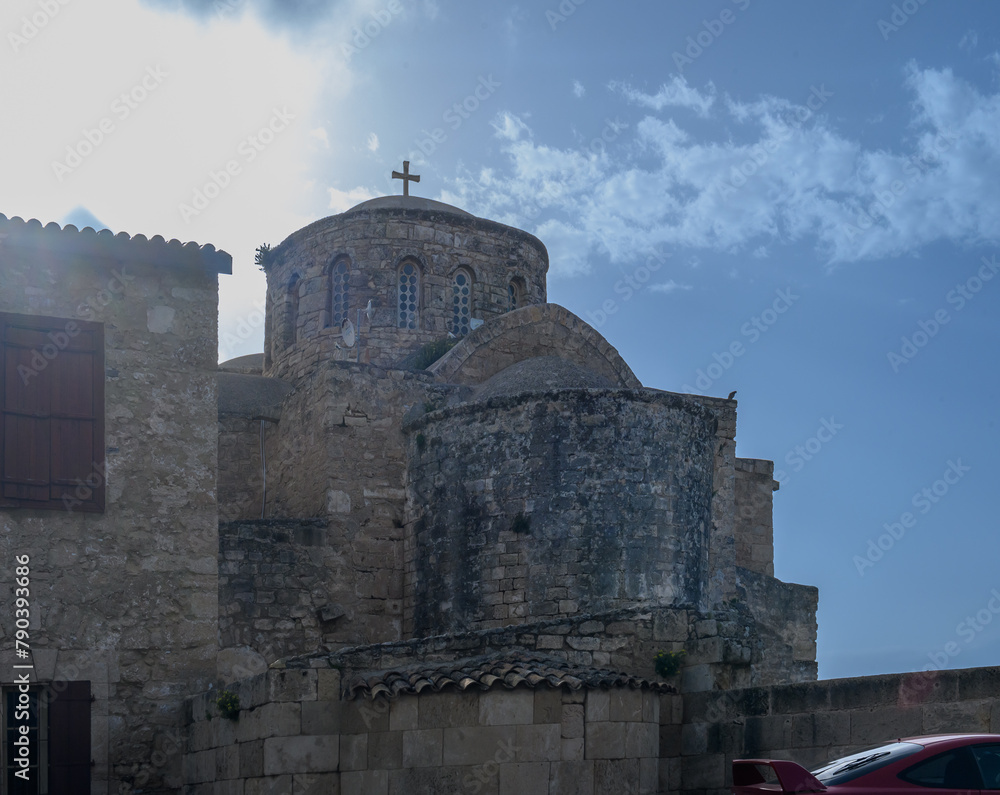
[473,355,615,402]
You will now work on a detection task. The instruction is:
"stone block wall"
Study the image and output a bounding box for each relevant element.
[284,605,793,694]
[262,205,548,375]
[403,390,717,636]
[183,668,661,794]
[0,227,223,792]
[734,458,777,576]
[668,665,1000,794]
[218,415,265,522]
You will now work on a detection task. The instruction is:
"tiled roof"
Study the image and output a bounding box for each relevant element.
[0,213,232,274]
[343,651,675,700]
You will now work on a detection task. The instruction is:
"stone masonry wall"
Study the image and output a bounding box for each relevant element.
[263,205,548,375]
[402,390,717,637]
[734,458,776,576]
[218,415,264,522]
[0,240,221,793]
[259,363,461,647]
[669,665,1000,794]
[182,668,661,794]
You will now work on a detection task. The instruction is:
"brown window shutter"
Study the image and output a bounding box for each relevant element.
[0,313,104,512]
[48,681,91,794]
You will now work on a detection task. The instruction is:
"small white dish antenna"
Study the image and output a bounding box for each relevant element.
[470,318,484,330]
[341,319,356,347]
[364,299,375,323]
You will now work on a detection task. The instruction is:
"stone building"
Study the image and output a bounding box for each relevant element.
[12,192,990,794]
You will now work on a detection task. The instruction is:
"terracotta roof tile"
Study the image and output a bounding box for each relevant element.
[0,213,232,274]
[343,650,675,700]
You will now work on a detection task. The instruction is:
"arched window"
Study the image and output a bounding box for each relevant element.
[507,280,519,312]
[329,258,350,328]
[397,260,420,329]
[451,269,472,336]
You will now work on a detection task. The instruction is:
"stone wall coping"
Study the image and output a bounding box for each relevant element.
[402,385,720,435]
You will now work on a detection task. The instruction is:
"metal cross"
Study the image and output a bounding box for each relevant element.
[392,161,420,197]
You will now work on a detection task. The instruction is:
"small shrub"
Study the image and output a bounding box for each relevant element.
[412,337,460,370]
[254,243,274,270]
[216,690,241,720]
[654,649,685,678]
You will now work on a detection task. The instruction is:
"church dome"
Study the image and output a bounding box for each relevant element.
[345,195,473,218]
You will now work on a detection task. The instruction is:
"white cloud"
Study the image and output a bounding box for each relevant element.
[449,66,1000,273]
[612,76,716,117]
[311,127,330,147]
[366,132,380,152]
[572,80,586,99]
[649,280,693,294]
[959,29,978,52]
[328,185,377,212]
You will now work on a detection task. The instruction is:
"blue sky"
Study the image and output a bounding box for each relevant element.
[3,0,1000,680]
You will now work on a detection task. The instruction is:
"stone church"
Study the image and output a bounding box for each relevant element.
[2,187,996,795]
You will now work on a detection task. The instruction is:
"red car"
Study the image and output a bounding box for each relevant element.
[733,734,1000,793]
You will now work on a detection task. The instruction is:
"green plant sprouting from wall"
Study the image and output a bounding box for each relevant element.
[654,649,686,678]
[216,690,241,720]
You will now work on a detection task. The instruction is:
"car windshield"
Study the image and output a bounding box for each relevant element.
[812,741,924,785]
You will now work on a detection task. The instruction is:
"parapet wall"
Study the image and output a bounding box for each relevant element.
[667,665,1000,794]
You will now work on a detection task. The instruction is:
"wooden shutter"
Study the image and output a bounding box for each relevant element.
[47,681,91,794]
[0,313,104,512]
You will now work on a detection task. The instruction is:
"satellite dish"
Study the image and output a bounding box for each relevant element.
[364,299,375,323]
[469,318,484,330]
[341,319,356,347]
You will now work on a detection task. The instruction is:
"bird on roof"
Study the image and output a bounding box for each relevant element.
[728,390,737,400]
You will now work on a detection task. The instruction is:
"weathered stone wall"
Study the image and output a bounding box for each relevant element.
[668,665,1000,794]
[182,668,662,794]
[257,363,462,646]
[218,415,265,522]
[262,204,549,375]
[734,567,818,686]
[734,458,776,576]
[403,390,717,637]
[686,394,738,611]
[0,233,222,793]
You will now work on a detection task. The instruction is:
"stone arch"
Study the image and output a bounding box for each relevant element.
[428,303,642,388]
